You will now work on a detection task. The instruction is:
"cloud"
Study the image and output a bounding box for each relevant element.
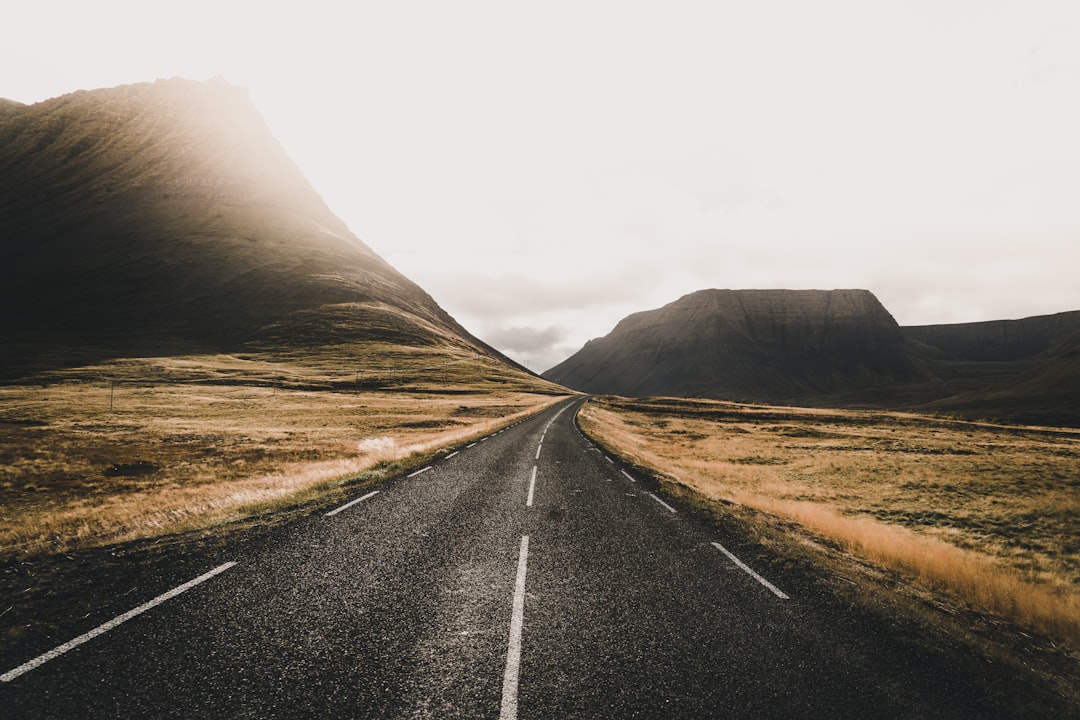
[483,325,564,355]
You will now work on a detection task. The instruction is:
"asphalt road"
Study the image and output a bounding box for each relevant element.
[0,397,1049,718]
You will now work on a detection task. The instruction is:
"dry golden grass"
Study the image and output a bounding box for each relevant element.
[0,346,568,558]
[579,396,1080,648]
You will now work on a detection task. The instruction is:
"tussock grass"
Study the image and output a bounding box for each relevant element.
[0,347,568,557]
[580,396,1080,648]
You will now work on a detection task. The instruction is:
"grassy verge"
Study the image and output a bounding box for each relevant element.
[578,395,1080,651]
[0,345,569,559]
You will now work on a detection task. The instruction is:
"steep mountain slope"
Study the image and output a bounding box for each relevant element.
[544,289,927,403]
[0,78,508,378]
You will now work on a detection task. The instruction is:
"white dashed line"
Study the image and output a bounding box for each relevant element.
[711,542,790,600]
[499,535,530,720]
[648,493,677,513]
[1,562,238,682]
[408,466,433,478]
[606,456,614,464]
[444,451,459,459]
[526,466,537,507]
[535,444,542,460]
[467,443,477,448]
[325,490,380,517]
[620,470,635,482]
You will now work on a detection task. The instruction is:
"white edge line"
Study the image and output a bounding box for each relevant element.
[408,465,433,478]
[445,451,459,460]
[711,542,790,600]
[1,561,238,682]
[620,469,635,482]
[526,466,537,507]
[606,456,614,464]
[325,490,380,517]
[499,535,530,720]
[467,443,477,448]
[648,493,677,513]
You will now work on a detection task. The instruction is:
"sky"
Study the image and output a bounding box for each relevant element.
[4,1,1080,372]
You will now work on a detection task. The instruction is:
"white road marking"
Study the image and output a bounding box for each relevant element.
[444,451,459,460]
[535,444,542,460]
[648,493,677,513]
[526,466,537,507]
[606,456,614,464]
[711,542,790,600]
[481,437,489,442]
[621,470,635,482]
[408,466,433,478]
[1,562,238,682]
[500,535,530,720]
[325,490,380,517]
[467,443,477,448]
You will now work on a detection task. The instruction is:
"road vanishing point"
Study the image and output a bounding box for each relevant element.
[1,398,1030,718]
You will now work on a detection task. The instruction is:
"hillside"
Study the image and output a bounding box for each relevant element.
[544,289,928,403]
[903,312,1080,426]
[0,78,515,378]
[545,290,1080,425]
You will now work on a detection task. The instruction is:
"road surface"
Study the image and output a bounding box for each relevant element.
[0,397,1047,717]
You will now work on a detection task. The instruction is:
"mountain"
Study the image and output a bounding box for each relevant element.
[544,290,1080,426]
[544,289,928,403]
[0,78,509,378]
[903,312,1080,426]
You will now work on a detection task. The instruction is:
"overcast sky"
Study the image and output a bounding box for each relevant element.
[5,1,1079,371]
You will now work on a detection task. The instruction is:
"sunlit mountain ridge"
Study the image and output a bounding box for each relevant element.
[0,78,526,379]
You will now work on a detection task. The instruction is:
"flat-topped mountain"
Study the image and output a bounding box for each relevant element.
[545,289,927,402]
[0,78,503,377]
[545,290,1080,425]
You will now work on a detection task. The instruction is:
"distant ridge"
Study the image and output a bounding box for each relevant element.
[0,78,515,377]
[903,311,1080,426]
[545,289,926,401]
[544,290,1080,426]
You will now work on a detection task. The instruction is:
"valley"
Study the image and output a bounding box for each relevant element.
[2,76,1078,716]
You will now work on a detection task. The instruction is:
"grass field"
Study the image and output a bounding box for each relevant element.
[579,396,1080,649]
[0,344,568,559]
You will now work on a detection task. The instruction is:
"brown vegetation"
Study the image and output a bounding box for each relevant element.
[579,396,1080,648]
[0,346,568,558]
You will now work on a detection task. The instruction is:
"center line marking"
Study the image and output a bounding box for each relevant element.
[711,542,790,600]
[500,535,530,720]
[1,562,238,682]
[408,466,433,477]
[648,493,677,513]
[621,469,635,482]
[526,466,537,507]
[535,444,542,460]
[325,490,379,517]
